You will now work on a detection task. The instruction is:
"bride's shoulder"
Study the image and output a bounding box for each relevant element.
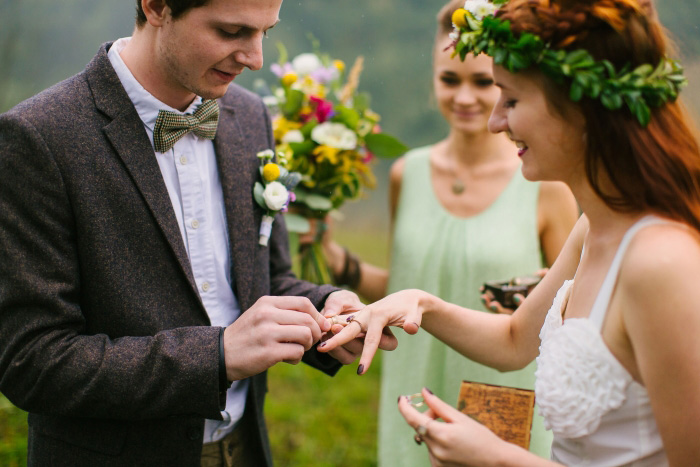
[621,219,700,291]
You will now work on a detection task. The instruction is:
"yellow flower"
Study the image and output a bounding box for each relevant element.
[364,109,381,122]
[262,163,280,182]
[452,8,470,29]
[281,72,298,87]
[312,145,341,164]
[273,117,302,142]
[333,60,345,72]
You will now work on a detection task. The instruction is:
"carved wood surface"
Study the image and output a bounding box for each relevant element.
[457,381,535,449]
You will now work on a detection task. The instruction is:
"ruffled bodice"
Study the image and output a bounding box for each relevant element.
[535,217,668,466]
[536,280,632,439]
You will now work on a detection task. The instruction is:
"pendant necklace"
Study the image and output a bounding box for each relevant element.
[450,154,465,195]
[452,178,465,195]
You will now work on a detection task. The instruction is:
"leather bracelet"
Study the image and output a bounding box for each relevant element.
[333,247,361,290]
[219,327,232,393]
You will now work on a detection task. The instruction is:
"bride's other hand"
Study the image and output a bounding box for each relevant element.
[317,289,429,374]
[397,388,508,467]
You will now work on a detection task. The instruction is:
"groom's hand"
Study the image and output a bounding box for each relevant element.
[223,296,330,381]
[321,290,398,366]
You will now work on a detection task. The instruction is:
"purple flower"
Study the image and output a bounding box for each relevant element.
[310,67,338,84]
[271,63,294,78]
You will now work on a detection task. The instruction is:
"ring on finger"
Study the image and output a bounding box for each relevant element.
[415,420,431,437]
[348,316,368,333]
[328,315,345,327]
[413,433,423,445]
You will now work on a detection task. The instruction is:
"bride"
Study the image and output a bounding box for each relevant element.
[319,0,700,465]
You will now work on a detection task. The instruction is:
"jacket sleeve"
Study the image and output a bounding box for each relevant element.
[258,99,343,376]
[0,112,223,421]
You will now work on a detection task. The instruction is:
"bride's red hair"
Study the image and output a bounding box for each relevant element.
[499,0,700,231]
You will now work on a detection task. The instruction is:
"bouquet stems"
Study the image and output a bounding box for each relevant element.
[299,241,333,285]
[297,219,333,285]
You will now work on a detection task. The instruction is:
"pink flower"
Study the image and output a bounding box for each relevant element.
[310,96,335,123]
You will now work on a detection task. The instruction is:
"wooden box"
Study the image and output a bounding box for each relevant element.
[456,381,535,449]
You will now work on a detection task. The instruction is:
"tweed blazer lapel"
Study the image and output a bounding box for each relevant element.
[214,99,259,309]
[85,44,203,310]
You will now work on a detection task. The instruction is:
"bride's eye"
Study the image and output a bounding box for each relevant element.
[475,78,495,87]
[503,99,517,109]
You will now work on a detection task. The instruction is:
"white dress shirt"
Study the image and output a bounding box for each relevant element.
[108,38,247,443]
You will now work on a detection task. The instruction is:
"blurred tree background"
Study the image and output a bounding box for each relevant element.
[0,1,699,465]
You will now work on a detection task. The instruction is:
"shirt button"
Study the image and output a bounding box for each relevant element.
[180,155,188,165]
[191,219,200,229]
[202,282,210,292]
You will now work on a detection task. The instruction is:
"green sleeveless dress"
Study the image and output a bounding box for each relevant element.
[378,146,553,466]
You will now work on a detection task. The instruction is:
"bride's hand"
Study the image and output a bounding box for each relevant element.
[398,388,509,467]
[317,289,428,374]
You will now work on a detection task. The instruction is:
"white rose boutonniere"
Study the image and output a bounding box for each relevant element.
[262,182,289,211]
[253,149,302,246]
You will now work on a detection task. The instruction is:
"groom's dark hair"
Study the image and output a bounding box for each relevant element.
[135,0,211,27]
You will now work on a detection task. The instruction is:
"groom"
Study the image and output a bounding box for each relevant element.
[0,0,395,465]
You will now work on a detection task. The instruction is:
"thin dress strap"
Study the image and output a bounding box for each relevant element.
[588,215,669,329]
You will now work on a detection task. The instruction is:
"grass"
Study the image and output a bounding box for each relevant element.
[0,395,28,467]
[0,227,391,466]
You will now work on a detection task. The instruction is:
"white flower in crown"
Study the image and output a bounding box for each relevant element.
[311,122,357,150]
[262,181,289,211]
[281,129,305,144]
[291,53,323,76]
[463,0,497,20]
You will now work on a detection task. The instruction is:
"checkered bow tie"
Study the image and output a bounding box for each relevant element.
[152,99,219,153]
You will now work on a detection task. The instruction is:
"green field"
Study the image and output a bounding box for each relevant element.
[0,228,390,467]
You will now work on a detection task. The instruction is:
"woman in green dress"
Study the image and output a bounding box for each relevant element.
[321,1,578,464]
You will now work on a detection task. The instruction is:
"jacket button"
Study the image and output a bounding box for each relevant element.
[186,426,200,441]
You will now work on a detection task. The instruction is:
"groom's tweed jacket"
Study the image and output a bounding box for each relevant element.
[0,43,339,466]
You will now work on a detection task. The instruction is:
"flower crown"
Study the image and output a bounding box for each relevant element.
[451,0,687,126]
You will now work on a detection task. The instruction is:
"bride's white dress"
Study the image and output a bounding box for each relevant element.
[535,216,668,466]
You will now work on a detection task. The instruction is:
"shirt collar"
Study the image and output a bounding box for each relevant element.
[107,37,202,131]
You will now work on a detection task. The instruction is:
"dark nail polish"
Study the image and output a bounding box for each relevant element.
[490,304,498,312]
[513,295,522,305]
[318,342,326,348]
[397,396,401,403]
[357,364,364,375]
[425,387,434,395]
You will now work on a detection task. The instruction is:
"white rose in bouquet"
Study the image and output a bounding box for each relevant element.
[311,122,357,150]
[292,53,323,76]
[281,129,305,144]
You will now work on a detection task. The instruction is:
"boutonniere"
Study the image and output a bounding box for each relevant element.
[253,149,302,246]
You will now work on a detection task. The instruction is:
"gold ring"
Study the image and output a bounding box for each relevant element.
[328,315,344,326]
[407,392,425,408]
[415,421,430,437]
[349,316,367,333]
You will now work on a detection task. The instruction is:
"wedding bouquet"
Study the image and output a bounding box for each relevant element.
[257,43,407,284]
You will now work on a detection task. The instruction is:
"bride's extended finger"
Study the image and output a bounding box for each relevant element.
[316,316,363,352]
[355,319,384,375]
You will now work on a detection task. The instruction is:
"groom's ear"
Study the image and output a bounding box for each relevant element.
[141,0,170,28]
